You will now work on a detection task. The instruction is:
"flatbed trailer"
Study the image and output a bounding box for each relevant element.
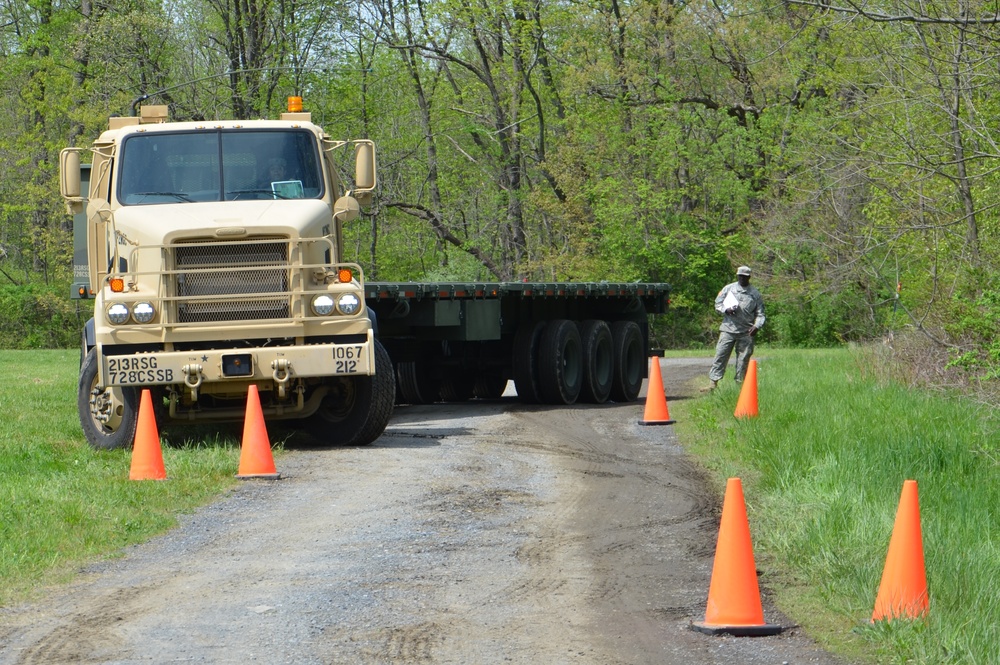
[365,281,670,406]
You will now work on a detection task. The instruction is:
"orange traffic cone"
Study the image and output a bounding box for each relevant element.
[691,478,782,636]
[734,359,759,419]
[638,356,675,425]
[129,389,167,481]
[236,385,280,479]
[872,480,928,621]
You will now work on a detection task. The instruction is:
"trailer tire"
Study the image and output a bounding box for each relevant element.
[512,321,546,403]
[393,367,405,405]
[579,320,614,404]
[439,371,476,402]
[538,319,583,405]
[79,348,139,451]
[396,361,441,404]
[306,340,395,446]
[610,320,644,402]
[473,374,508,399]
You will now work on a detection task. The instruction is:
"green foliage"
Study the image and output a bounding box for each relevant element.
[944,286,1000,380]
[625,217,743,348]
[0,283,89,349]
[2,0,1000,372]
[764,279,882,347]
[675,349,1000,664]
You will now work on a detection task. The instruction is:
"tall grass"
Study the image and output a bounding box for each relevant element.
[674,348,1000,664]
[0,350,245,606]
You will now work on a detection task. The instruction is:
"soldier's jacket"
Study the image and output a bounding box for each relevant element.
[714,282,765,334]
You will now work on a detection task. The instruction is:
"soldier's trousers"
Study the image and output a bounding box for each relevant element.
[709,331,755,383]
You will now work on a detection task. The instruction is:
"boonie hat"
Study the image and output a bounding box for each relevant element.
[736,266,752,276]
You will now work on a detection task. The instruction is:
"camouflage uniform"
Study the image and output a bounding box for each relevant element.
[709,269,765,384]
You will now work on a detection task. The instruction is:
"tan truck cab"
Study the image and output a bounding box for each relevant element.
[60,101,394,449]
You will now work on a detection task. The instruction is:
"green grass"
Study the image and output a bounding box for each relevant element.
[0,350,248,606]
[672,348,1000,665]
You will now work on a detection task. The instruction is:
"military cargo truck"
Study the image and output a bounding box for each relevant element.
[62,101,669,451]
[60,101,393,449]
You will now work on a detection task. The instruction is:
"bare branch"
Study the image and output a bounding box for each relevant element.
[784,0,1000,25]
[383,200,502,278]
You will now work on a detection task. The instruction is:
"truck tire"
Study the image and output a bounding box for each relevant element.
[512,321,546,403]
[79,348,139,450]
[538,319,583,405]
[306,340,395,446]
[396,361,441,404]
[610,320,644,402]
[579,320,614,404]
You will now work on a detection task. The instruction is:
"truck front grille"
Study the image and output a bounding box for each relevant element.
[174,240,289,323]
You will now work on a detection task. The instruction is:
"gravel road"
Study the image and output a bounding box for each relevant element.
[0,358,849,664]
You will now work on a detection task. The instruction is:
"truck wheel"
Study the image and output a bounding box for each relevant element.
[78,348,139,450]
[306,340,395,446]
[397,361,441,404]
[610,320,644,402]
[512,321,546,403]
[579,320,614,404]
[538,319,583,405]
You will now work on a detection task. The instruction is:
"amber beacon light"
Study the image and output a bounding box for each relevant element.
[287,96,303,112]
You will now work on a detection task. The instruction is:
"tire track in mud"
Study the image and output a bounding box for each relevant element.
[507,408,716,535]
[383,407,611,662]
[353,621,442,664]
[4,585,150,664]
[499,379,721,659]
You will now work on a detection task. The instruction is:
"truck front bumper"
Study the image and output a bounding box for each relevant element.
[97,331,375,388]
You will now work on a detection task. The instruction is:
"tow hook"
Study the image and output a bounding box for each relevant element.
[272,359,292,398]
[182,363,203,400]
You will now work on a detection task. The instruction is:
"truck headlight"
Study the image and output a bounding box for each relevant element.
[107,303,130,325]
[132,301,156,323]
[311,294,335,316]
[336,293,361,315]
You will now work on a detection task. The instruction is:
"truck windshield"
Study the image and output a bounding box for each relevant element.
[118,129,324,204]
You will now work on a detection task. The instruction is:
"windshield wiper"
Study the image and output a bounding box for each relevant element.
[132,191,194,202]
[228,189,289,200]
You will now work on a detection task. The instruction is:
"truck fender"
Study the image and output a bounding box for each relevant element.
[80,318,96,367]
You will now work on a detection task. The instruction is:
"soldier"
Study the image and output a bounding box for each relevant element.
[267,157,287,182]
[709,266,765,389]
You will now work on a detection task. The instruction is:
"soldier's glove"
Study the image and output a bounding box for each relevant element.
[749,325,759,336]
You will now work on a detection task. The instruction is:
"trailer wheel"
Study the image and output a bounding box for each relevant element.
[512,321,546,403]
[439,371,476,402]
[79,348,139,450]
[306,340,395,446]
[393,367,405,405]
[473,374,508,399]
[396,361,441,404]
[538,319,583,405]
[579,320,614,404]
[610,320,644,402]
